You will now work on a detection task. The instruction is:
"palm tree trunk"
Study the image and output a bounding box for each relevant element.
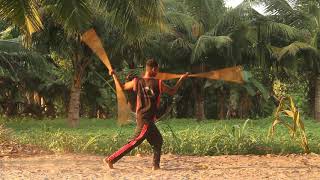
[67,42,90,126]
[5,87,19,116]
[192,80,206,121]
[217,89,226,119]
[314,75,320,121]
[308,74,316,118]
[191,63,207,121]
[89,103,97,118]
[67,70,82,127]
[195,94,205,120]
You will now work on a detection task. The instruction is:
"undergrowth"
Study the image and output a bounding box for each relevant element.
[1,117,320,156]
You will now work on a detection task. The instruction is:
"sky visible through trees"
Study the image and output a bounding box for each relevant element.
[225,0,265,14]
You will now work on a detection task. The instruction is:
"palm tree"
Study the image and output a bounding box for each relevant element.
[259,0,320,120]
[0,36,57,117]
[145,0,301,120]
[0,0,92,125]
[0,0,165,125]
[147,0,232,120]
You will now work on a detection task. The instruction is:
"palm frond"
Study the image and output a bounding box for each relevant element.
[105,0,165,30]
[305,1,320,21]
[310,32,320,49]
[170,37,193,52]
[213,1,263,36]
[165,12,198,39]
[0,50,53,81]
[261,0,308,27]
[0,26,17,39]
[277,41,318,61]
[183,0,226,29]
[46,0,92,34]
[0,0,43,35]
[261,0,294,15]
[266,21,302,40]
[191,35,232,63]
[0,38,24,53]
[163,0,187,13]
[267,45,282,59]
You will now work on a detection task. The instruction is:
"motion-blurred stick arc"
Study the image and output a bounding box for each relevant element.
[81,29,131,125]
[156,66,244,83]
[81,28,245,124]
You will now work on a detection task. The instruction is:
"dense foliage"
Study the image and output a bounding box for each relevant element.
[0,0,317,122]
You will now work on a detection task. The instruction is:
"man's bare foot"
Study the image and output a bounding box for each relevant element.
[152,166,160,170]
[103,158,114,169]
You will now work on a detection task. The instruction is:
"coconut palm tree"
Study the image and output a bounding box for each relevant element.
[0,0,165,126]
[258,0,320,120]
[148,0,232,120]
[0,36,59,117]
[144,0,302,120]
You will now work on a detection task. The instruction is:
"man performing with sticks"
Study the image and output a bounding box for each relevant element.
[81,28,245,170]
[104,59,189,170]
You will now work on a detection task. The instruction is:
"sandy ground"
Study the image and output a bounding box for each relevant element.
[1,153,320,180]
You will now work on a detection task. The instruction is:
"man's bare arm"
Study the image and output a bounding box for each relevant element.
[110,70,134,90]
[123,80,135,90]
[162,73,189,96]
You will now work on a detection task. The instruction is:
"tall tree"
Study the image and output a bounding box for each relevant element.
[0,0,165,126]
[146,0,232,120]
[146,0,300,120]
[0,37,56,117]
[259,0,320,120]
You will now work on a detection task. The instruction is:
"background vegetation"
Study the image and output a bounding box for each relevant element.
[0,0,320,156]
[1,117,320,155]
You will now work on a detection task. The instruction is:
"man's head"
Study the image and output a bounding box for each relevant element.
[145,58,159,77]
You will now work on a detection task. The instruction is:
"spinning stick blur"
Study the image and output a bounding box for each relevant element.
[156,66,244,83]
[82,29,245,124]
[82,29,131,125]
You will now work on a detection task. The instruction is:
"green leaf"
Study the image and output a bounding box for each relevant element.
[0,0,43,35]
[49,0,92,34]
[191,35,232,63]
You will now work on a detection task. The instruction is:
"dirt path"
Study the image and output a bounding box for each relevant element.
[1,153,320,179]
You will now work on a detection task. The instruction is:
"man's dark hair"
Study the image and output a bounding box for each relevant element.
[146,59,158,68]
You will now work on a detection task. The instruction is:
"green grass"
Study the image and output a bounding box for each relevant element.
[1,117,320,156]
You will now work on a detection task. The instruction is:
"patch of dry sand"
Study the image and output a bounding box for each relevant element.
[1,153,320,179]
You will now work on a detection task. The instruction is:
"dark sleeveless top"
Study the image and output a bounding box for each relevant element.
[134,78,162,124]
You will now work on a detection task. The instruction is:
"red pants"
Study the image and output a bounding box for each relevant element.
[107,122,163,167]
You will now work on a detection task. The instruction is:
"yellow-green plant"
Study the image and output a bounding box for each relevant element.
[273,80,287,98]
[269,96,310,153]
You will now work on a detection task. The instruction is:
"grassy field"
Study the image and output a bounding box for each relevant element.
[1,117,320,156]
